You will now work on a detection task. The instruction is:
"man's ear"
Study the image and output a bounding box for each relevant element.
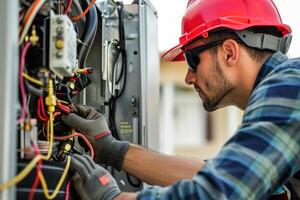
[221,39,239,66]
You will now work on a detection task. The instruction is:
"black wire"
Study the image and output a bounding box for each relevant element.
[20,0,30,7]
[108,2,142,188]
[107,1,127,141]
[110,166,115,177]
[71,0,86,24]
[111,41,121,94]
[108,96,121,140]
[24,80,43,96]
[57,84,72,103]
[126,172,142,188]
[77,0,98,68]
[115,2,127,99]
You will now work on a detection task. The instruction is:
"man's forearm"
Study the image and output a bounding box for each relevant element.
[114,192,137,200]
[122,144,205,186]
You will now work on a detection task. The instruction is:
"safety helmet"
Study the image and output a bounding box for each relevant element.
[162,0,292,61]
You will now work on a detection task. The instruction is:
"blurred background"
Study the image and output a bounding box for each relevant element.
[130,0,300,159]
[125,0,300,159]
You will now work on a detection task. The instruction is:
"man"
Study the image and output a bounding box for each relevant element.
[63,0,300,199]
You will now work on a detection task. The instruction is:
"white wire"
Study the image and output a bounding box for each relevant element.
[107,40,121,96]
[107,41,115,96]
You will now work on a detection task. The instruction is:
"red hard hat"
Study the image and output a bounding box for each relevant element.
[162,0,291,61]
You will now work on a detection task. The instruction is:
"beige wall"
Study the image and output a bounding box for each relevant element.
[175,108,243,160]
[160,60,189,87]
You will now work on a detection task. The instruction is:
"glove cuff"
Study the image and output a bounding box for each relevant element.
[94,131,111,140]
[101,187,121,200]
[99,140,129,171]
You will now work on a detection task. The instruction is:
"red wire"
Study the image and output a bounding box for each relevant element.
[37,109,48,122]
[54,132,94,159]
[28,143,42,200]
[58,107,70,113]
[64,179,71,200]
[71,0,96,21]
[19,10,25,23]
[54,112,62,118]
[37,98,48,122]
[56,100,71,113]
[40,96,48,119]
[58,104,70,109]
[19,0,41,38]
[23,0,41,25]
[57,104,71,113]
[38,97,66,120]
[18,42,31,123]
[19,0,41,37]
[64,0,73,15]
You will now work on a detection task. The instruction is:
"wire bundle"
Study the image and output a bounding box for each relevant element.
[3,0,142,199]
[18,42,31,123]
[71,0,96,21]
[0,78,94,199]
[19,0,46,44]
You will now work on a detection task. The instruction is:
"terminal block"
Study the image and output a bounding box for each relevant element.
[49,13,77,79]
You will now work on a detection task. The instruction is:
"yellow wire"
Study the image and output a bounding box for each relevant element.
[42,78,55,160]
[41,111,53,161]
[46,116,50,145]
[38,156,71,199]
[0,80,54,191]
[22,73,43,86]
[0,79,70,200]
[57,99,69,105]
[0,155,42,190]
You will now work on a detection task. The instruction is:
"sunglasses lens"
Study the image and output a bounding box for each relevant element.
[184,39,227,72]
[185,52,199,71]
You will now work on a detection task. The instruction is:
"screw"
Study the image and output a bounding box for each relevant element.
[56,17,64,24]
[56,51,63,59]
[56,26,64,35]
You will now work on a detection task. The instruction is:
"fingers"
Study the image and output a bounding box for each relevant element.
[70,154,90,180]
[75,104,104,120]
[72,173,90,200]
[61,113,88,133]
[83,154,96,170]
[74,104,95,118]
[87,109,102,120]
[73,154,94,174]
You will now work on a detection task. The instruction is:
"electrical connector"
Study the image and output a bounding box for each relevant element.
[76,67,94,75]
[29,25,39,46]
[45,79,56,113]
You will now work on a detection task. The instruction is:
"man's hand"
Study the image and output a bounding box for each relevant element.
[62,105,129,170]
[70,154,121,200]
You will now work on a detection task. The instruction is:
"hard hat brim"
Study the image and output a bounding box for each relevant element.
[161,44,185,62]
[162,23,291,62]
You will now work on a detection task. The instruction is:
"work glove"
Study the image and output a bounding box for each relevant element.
[71,154,121,200]
[62,105,129,171]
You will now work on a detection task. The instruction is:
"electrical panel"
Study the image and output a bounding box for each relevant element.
[0,0,159,200]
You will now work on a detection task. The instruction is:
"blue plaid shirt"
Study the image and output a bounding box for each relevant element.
[137,52,300,200]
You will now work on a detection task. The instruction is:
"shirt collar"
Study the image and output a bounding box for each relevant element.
[252,51,289,90]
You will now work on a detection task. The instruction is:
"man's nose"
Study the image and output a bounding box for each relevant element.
[185,69,196,85]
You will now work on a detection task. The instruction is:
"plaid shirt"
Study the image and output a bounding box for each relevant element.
[137,52,300,200]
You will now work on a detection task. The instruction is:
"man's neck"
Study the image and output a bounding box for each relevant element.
[233,54,271,110]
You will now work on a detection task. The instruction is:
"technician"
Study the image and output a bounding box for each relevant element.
[63,0,300,199]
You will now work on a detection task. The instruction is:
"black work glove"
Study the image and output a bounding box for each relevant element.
[71,154,121,200]
[62,105,129,171]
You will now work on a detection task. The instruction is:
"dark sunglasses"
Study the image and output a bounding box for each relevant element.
[183,40,226,72]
